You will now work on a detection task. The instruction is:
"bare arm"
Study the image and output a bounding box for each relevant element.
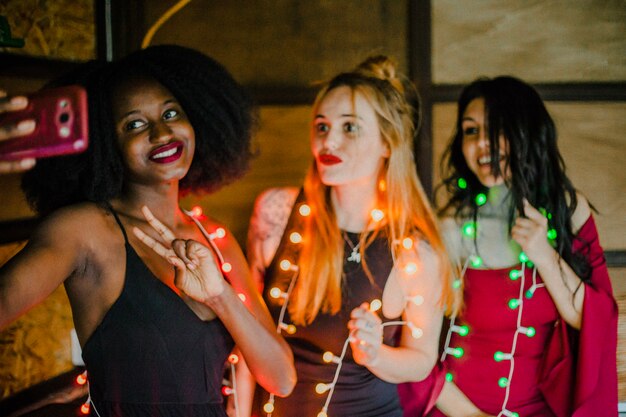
[348,240,444,383]
[231,187,299,414]
[0,209,85,329]
[133,206,296,398]
[436,381,495,417]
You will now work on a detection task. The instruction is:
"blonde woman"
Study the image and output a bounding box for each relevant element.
[245,56,454,417]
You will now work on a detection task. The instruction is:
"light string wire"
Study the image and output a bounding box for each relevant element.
[440,249,539,417]
[183,208,239,417]
[265,266,300,416]
[264,205,425,417]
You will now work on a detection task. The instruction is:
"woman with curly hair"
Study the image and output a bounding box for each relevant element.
[245,56,454,417]
[0,45,295,417]
[403,76,617,417]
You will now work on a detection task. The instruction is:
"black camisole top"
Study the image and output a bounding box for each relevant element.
[81,208,234,417]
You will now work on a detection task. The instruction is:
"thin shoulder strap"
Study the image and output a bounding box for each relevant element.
[107,204,129,244]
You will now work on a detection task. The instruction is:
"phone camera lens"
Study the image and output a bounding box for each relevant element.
[59,112,70,123]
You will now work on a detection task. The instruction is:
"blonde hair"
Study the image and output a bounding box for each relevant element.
[289,56,455,325]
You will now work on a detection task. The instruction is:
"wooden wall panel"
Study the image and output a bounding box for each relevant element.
[0,0,95,61]
[180,105,312,246]
[143,0,408,88]
[432,0,626,84]
[432,102,626,250]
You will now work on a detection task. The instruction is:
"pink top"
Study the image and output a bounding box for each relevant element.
[399,215,618,417]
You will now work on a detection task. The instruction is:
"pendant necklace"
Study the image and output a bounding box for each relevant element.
[343,232,361,263]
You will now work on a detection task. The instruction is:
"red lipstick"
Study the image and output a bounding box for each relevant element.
[149,141,184,164]
[318,154,342,165]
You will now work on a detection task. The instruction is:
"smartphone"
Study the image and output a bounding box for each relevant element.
[0,85,88,161]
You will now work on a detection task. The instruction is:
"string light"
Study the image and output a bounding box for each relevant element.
[221,262,232,273]
[406,294,424,306]
[450,324,469,336]
[518,252,529,263]
[508,298,520,309]
[262,200,430,416]
[462,221,476,238]
[369,299,382,312]
[370,209,384,222]
[76,371,88,385]
[547,228,557,240]
[290,232,303,243]
[238,293,246,302]
[323,351,340,364]
[80,402,90,415]
[299,204,311,216]
[190,205,203,218]
[501,410,519,417]
[403,262,418,275]
[494,351,512,362]
[475,193,487,206]
[445,372,454,382]
[279,322,297,334]
[498,377,509,388]
[470,255,483,268]
[519,326,536,337]
[509,269,522,280]
[263,402,275,413]
[457,177,467,189]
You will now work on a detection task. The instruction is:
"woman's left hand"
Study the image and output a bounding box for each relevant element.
[132,206,225,302]
[511,199,556,267]
[348,302,383,366]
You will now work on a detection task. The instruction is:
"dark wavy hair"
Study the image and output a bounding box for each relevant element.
[23,44,256,216]
[438,76,591,281]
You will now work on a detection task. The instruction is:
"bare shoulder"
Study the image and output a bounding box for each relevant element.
[571,192,591,233]
[31,203,112,246]
[249,187,299,241]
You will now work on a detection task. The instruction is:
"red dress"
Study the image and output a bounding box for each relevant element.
[399,216,618,417]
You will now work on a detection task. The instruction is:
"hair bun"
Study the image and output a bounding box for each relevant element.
[355,55,404,94]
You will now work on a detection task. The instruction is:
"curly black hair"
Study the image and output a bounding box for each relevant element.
[437,76,591,281]
[22,44,256,216]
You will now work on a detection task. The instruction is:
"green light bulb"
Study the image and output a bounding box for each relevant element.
[453,279,462,289]
[445,372,453,382]
[452,347,464,358]
[457,178,467,189]
[526,326,536,337]
[509,269,521,280]
[527,260,534,268]
[494,351,505,362]
[525,289,534,299]
[498,377,509,388]
[508,298,520,309]
[518,252,529,263]
[547,228,557,240]
[458,325,469,336]
[475,193,487,206]
[470,256,483,267]
[462,222,476,238]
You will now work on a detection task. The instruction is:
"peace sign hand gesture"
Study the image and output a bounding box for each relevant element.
[132,206,225,303]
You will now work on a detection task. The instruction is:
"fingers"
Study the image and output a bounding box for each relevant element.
[0,158,36,174]
[140,205,177,242]
[522,199,547,223]
[0,94,35,142]
[171,238,201,270]
[132,226,182,268]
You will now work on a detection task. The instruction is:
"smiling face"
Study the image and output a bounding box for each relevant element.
[461,97,510,187]
[111,76,195,186]
[311,86,390,188]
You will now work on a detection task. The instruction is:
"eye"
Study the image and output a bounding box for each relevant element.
[315,122,329,134]
[343,122,359,134]
[124,119,146,131]
[462,125,478,136]
[163,109,179,120]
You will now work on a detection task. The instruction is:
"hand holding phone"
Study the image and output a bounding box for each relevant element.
[0,91,36,173]
[0,85,88,167]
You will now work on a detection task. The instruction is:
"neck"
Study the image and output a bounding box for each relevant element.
[330,178,379,232]
[114,180,183,226]
[477,183,513,219]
